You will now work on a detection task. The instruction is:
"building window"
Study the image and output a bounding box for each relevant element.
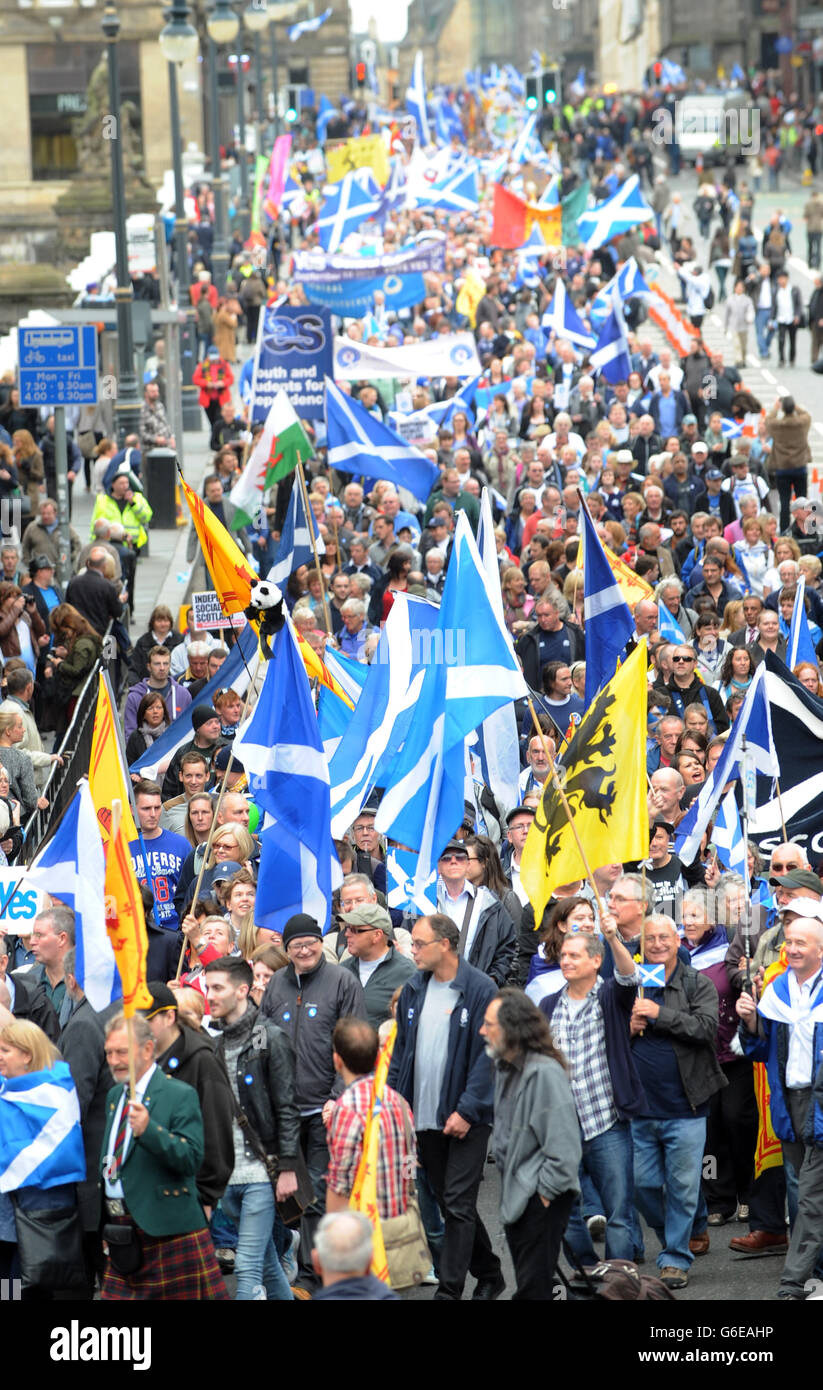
[27,40,141,180]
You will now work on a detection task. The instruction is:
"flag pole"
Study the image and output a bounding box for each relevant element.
[110,797,137,1102]
[527,698,604,914]
[295,453,332,636]
[174,644,261,980]
[775,780,788,843]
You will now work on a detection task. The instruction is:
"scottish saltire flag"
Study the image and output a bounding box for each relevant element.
[541,279,596,350]
[288,5,331,40]
[267,476,325,586]
[657,601,685,644]
[637,962,666,988]
[0,1060,85,1193]
[234,624,340,933]
[512,112,539,165]
[581,499,634,705]
[325,378,440,502]
[711,787,748,881]
[675,662,780,865]
[386,847,437,914]
[128,624,259,779]
[435,97,465,146]
[316,94,337,142]
[538,176,560,208]
[329,595,439,838]
[406,50,431,146]
[503,64,525,96]
[318,649,368,760]
[475,487,521,809]
[375,512,528,900]
[351,166,382,199]
[590,286,632,384]
[614,256,652,301]
[660,58,687,85]
[25,781,118,1012]
[421,165,479,213]
[576,174,654,251]
[424,375,481,429]
[721,417,743,439]
[514,225,546,290]
[376,158,408,221]
[316,172,382,253]
[788,577,818,668]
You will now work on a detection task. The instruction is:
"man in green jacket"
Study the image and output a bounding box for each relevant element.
[99,1012,228,1300]
[423,467,480,532]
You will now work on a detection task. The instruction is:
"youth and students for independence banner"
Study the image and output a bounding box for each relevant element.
[250,303,333,422]
[292,241,445,316]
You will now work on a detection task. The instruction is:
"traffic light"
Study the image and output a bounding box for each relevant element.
[285,107,298,123]
[539,67,561,107]
[525,74,539,109]
[356,61,366,87]
[653,61,663,81]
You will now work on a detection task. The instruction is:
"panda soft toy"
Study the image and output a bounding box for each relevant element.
[803,500,823,538]
[245,579,286,659]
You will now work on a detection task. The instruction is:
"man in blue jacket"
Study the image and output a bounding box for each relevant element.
[737,916,823,1299]
[387,913,502,1302]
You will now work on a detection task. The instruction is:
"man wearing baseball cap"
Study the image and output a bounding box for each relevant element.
[339,904,415,1029]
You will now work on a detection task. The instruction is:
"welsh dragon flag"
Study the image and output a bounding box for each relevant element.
[229,390,312,529]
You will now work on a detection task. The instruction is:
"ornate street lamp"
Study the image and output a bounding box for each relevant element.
[101,1,141,443]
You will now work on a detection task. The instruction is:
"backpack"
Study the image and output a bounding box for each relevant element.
[558,1245,675,1301]
[704,285,715,310]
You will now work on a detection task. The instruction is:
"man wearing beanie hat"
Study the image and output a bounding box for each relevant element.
[140,982,234,1218]
[161,705,222,801]
[260,913,367,1290]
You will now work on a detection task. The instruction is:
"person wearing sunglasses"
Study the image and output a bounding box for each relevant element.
[653,644,730,735]
[435,840,516,988]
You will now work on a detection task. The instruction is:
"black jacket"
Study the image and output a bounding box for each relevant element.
[213,1005,301,1164]
[630,959,728,1111]
[157,1022,235,1206]
[64,567,123,638]
[127,629,185,685]
[515,622,584,689]
[692,489,736,526]
[146,917,185,983]
[59,996,113,1230]
[9,968,59,1041]
[341,944,416,1030]
[260,957,367,1111]
[652,676,730,733]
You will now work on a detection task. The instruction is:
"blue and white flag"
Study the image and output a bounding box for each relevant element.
[386,847,437,915]
[675,662,780,865]
[423,375,481,430]
[730,63,746,84]
[660,58,687,86]
[503,64,525,97]
[0,1060,85,1193]
[375,512,528,899]
[128,624,259,779]
[475,487,521,810]
[377,158,409,221]
[316,172,382,253]
[541,279,596,350]
[318,649,368,760]
[721,417,743,439]
[788,577,818,669]
[25,781,117,1013]
[511,112,539,165]
[406,50,431,146]
[332,331,480,381]
[570,67,587,99]
[711,787,748,882]
[657,601,685,644]
[315,94,337,143]
[590,285,632,384]
[420,164,479,213]
[637,962,666,988]
[325,377,440,502]
[514,225,547,290]
[435,97,465,146]
[576,174,654,251]
[267,476,325,586]
[538,175,560,208]
[234,624,340,933]
[581,498,634,704]
[614,256,652,301]
[329,594,439,837]
[288,6,332,40]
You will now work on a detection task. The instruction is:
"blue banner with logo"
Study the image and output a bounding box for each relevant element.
[291,242,445,317]
[251,304,333,422]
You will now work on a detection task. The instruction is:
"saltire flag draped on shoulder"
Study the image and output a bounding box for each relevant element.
[230,391,312,529]
[520,642,650,926]
[676,661,780,865]
[25,780,117,1012]
[179,471,352,707]
[580,496,635,705]
[267,473,325,586]
[324,378,440,502]
[104,808,153,1017]
[375,512,527,904]
[0,1060,85,1194]
[233,623,341,933]
[576,173,654,250]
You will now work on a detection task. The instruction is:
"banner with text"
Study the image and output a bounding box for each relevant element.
[251,304,333,422]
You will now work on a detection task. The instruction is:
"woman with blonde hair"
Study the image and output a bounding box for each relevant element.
[11,430,44,513]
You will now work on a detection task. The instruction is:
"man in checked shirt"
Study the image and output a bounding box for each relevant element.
[325,1017,417,1220]
[539,912,646,1267]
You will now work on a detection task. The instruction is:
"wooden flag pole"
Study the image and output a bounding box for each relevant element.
[295,455,332,636]
[174,652,260,981]
[528,698,604,916]
[775,780,789,844]
[111,797,137,1102]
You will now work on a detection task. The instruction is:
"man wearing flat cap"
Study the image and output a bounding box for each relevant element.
[339,904,416,1029]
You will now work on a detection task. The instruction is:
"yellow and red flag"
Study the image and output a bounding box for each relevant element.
[179,472,354,709]
[491,183,562,249]
[349,1021,396,1284]
[104,808,152,1018]
[753,947,788,1178]
[88,673,138,846]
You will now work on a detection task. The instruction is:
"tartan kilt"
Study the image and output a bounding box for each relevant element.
[101,1221,229,1301]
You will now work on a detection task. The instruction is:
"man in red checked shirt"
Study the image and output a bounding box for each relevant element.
[325,1016,417,1222]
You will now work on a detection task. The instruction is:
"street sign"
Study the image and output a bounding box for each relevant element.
[18,325,99,407]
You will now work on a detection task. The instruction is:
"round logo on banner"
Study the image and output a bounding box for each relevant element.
[383,275,402,296]
[338,346,361,367]
[450,343,472,365]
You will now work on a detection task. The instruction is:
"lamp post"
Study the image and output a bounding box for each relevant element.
[101,2,141,444]
[233,18,251,244]
[267,3,298,138]
[159,0,201,433]
[205,0,239,294]
[243,2,270,159]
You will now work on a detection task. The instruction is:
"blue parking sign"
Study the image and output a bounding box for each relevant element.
[18,325,99,407]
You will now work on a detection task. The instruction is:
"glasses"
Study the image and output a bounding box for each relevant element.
[289,943,318,954]
[771,862,800,872]
[410,938,436,950]
[344,925,379,935]
[439,853,468,863]
[671,655,695,663]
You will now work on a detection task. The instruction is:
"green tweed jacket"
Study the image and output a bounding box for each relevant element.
[100,1066,207,1237]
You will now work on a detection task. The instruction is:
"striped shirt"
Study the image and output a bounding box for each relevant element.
[326,1075,416,1220]
[550,980,618,1141]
